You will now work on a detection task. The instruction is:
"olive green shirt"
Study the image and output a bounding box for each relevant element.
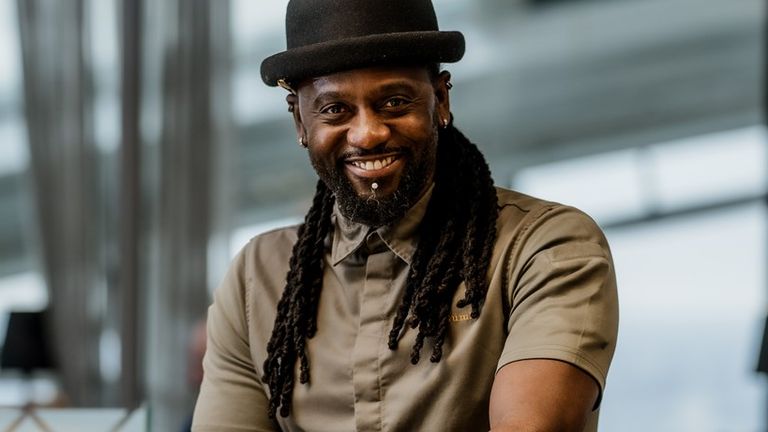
[193,187,618,432]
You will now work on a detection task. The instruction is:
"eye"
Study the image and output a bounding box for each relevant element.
[383,97,410,109]
[320,104,348,115]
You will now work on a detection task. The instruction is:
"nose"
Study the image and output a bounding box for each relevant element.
[346,109,390,149]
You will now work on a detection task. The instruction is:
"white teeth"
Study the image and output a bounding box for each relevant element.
[352,157,396,171]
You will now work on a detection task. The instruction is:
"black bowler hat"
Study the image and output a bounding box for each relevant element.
[260,0,465,87]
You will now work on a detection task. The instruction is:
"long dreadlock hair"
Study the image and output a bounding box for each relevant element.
[263,118,499,420]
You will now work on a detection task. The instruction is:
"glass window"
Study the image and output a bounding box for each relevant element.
[601,203,765,430]
[650,126,767,211]
[0,0,20,104]
[229,216,302,259]
[515,126,768,225]
[514,148,647,225]
[513,127,767,430]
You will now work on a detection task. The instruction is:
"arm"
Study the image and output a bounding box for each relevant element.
[192,249,278,432]
[489,359,599,432]
[491,205,619,432]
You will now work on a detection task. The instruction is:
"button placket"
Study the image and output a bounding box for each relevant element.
[351,234,392,432]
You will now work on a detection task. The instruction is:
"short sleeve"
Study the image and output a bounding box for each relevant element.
[496,205,619,403]
[192,246,278,432]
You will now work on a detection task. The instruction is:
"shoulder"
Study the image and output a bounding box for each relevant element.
[240,224,299,270]
[246,223,302,249]
[215,224,303,360]
[495,186,556,213]
[494,186,609,251]
[217,223,301,313]
[492,188,618,394]
[489,186,613,289]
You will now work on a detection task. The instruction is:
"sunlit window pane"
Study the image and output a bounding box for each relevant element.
[514,149,646,225]
[229,217,302,259]
[0,271,47,313]
[0,271,48,348]
[0,118,28,176]
[232,68,285,124]
[601,203,765,431]
[0,0,21,103]
[650,126,767,211]
[230,0,287,57]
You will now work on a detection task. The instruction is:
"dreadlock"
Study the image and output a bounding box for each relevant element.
[263,123,498,419]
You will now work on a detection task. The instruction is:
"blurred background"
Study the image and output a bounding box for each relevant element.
[0,0,764,430]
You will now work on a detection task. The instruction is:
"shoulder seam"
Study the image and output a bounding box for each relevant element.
[240,248,254,337]
[500,204,558,321]
[502,202,532,213]
[508,204,558,263]
[251,223,302,240]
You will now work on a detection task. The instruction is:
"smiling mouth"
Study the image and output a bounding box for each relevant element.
[349,156,398,171]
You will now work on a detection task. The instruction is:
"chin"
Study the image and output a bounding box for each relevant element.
[353,181,399,199]
[314,154,430,226]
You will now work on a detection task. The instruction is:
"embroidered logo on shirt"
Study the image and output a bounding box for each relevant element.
[449,312,473,322]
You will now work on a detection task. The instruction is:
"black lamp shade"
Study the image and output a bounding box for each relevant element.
[1,311,55,374]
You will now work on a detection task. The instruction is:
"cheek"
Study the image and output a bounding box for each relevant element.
[307,127,344,157]
[398,116,437,144]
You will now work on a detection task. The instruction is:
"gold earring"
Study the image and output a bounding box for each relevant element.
[278,79,296,95]
[441,118,449,128]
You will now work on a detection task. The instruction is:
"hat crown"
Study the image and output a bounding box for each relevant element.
[286,0,440,49]
[261,0,464,86]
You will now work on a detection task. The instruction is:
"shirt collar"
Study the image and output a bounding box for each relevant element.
[331,183,434,266]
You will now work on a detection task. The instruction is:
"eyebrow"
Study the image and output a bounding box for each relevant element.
[310,80,425,109]
[374,80,422,96]
[311,91,346,110]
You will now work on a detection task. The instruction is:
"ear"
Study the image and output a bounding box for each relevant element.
[433,70,452,126]
[286,93,306,143]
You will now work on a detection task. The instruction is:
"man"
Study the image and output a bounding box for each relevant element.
[193,1,618,431]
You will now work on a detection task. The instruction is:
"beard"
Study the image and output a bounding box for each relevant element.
[310,131,438,228]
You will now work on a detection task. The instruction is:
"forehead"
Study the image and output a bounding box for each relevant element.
[297,66,433,96]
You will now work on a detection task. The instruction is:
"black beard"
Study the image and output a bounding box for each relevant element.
[311,136,436,228]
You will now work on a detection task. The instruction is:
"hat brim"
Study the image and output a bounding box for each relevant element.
[260,31,465,87]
